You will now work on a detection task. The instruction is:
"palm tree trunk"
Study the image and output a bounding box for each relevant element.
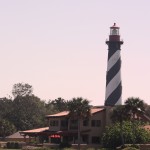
[132,114,136,145]
[78,119,81,150]
[120,122,124,146]
[68,118,70,131]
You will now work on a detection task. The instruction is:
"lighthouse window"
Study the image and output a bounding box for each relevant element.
[111,28,119,35]
[112,29,117,35]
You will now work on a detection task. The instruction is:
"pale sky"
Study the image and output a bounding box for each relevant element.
[0,0,150,105]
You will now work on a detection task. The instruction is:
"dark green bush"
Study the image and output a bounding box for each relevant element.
[122,147,139,150]
[99,148,115,150]
[117,144,140,150]
[130,145,140,149]
[59,142,71,149]
[14,142,19,149]
[102,121,150,149]
[6,142,20,149]
[6,142,11,149]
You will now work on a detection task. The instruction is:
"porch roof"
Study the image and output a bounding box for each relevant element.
[19,127,50,136]
[19,126,91,137]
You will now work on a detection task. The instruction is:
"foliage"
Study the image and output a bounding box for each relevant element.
[0,83,73,132]
[110,98,147,147]
[12,83,33,98]
[125,97,145,119]
[45,97,69,116]
[0,119,16,138]
[121,145,140,150]
[98,148,115,150]
[124,97,146,144]
[0,98,16,137]
[111,105,130,123]
[59,142,71,149]
[0,83,71,132]
[7,142,20,149]
[51,97,68,112]
[118,144,140,150]
[102,122,122,148]
[67,97,91,119]
[102,121,150,148]
[121,148,139,150]
[144,103,150,118]
[0,97,13,120]
[10,95,47,130]
[111,105,130,146]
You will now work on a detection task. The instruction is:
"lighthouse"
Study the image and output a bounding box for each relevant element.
[105,23,123,106]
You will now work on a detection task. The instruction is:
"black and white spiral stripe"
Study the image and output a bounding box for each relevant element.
[105,48,122,106]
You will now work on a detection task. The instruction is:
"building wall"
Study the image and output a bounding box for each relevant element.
[80,110,106,144]
[48,109,106,144]
[48,117,70,131]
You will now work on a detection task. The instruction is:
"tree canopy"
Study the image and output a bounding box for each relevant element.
[111,105,130,146]
[12,83,33,98]
[125,97,145,119]
[0,119,16,138]
[102,121,150,148]
[67,97,91,119]
[10,95,47,130]
[0,83,71,133]
[107,97,149,148]
[111,105,130,123]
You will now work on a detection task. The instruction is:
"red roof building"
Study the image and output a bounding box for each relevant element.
[20,107,106,145]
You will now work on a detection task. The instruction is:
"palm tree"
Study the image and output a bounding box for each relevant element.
[125,97,145,121]
[111,105,130,146]
[125,97,145,144]
[51,97,67,112]
[67,97,91,150]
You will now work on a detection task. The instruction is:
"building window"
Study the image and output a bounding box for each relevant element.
[61,120,68,127]
[70,120,78,130]
[50,120,59,126]
[83,119,89,126]
[82,135,89,144]
[91,120,101,127]
[92,136,100,144]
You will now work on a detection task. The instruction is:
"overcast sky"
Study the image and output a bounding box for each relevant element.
[0,0,150,105]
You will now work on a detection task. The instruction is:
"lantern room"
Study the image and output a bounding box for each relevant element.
[109,23,120,41]
[110,23,119,35]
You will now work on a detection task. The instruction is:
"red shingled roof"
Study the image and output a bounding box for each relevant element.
[46,111,69,117]
[91,108,104,114]
[46,108,105,118]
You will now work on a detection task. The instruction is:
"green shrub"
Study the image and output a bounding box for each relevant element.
[37,148,52,150]
[6,142,11,149]
[59,142,71,149]
[99,148,115,150]
[102,121,150,149]
[122,147,139,150]
[120,144,140,150]
[6,142,20,149]
[130,145,140,149]
[14,142,19,149]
